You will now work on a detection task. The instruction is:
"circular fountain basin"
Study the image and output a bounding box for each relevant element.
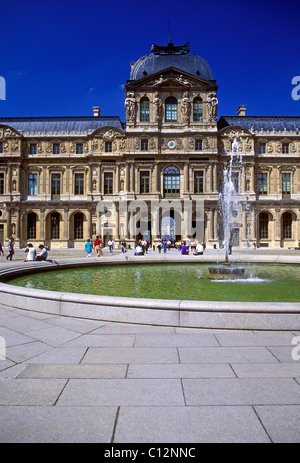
[0,256,300,330]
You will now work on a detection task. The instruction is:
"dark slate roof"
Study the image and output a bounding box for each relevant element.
[218,116,300,132]
[130,42,213,81]
[0,116,124,137]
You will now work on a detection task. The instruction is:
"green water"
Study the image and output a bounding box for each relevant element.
[8,263,300,302]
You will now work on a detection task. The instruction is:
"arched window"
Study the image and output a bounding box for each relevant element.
[27,212,37,240]
[259,212,269,240]
[163,166,180,198]
[51,213,60,240]
[74,212,84,240]
[165,97,177,122]
[193,97,203,122]
[282,212,293,239]
[140,98,149,122]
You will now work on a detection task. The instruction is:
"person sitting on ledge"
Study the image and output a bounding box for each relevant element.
[181,242,189,255]
[36,244,48,261]
[24,243,36,261]
[134,244,144,256]
[193,242,204,256]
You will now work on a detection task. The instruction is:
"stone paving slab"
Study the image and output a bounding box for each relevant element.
[178,346,278,364]
[182,378,300,406]
[127,363,235,379]
[114,406,271,443]
[82,347,179,364]
[133,333,219,347]
[254,405,300,443]
[0,378,66,405]
[56,378,185,406]
[0,406,118,443]
[18,363,127,379]
[232,363,300,378]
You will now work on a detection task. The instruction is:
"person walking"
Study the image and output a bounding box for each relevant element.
[93,236,102,257]
[108,239,114,255]
[6,236,15,261]
[84,239,93,257]
[121,239,126,255]
[229,239,233,255]
[0,241,4,257]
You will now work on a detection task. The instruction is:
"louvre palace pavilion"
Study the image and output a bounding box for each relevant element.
[0,41,299,249]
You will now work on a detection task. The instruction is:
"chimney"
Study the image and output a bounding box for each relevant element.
[93,106,101,117]
[237,105,246,116]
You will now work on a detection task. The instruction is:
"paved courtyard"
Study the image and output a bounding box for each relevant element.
[0,247,300,443]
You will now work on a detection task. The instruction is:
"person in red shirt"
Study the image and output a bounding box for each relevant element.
[93,236,102,257]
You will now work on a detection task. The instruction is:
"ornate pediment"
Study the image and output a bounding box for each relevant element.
[0,125,22,139]
[126,67,217,90]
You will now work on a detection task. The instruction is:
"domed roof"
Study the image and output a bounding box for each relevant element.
[130,41,213,81]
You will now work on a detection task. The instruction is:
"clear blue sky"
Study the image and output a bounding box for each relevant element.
[0,0,299,120]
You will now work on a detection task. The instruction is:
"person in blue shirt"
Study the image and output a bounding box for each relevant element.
[181,242,189,255]
[84,239,93,256]
[162,239,168,253]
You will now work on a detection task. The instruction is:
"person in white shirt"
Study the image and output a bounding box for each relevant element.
[25,243,36,261]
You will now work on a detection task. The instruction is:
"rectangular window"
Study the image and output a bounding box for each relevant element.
[74,173,84,195]
[282,173,291,198]
[51,173,61,200]
[76,143,83,154]
[231,172,239,193]
[104,172,113,194]
[141,139,148,151]
[195,139,202,151]
[30,143,37,155]
[194,171,204,194]
[259,143,266,154]
[53,144,60,154]
[0,142,3,154]
[140,171,150,193]
[258,173,268,195]
[0,173,4,194]
[105,142,112,153]
[282,143,289,154]
[28,173,38,195]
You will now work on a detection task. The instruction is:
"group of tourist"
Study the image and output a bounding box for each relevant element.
[84,236,104,257]
[24,243,49,261]
[134,239,206,256]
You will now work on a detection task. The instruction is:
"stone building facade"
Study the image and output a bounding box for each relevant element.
[0,42,299,249]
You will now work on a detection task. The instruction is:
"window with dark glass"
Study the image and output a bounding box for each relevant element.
[75,173,84,195]
[282,143,289,154]
[282,212,292,239]
[74,212,84,240]
[141,139,148,151]
[51,173,61,200]
[76,143,83,154]
[104,172,113,194]
[259,212,269,239]
[194,171,204,193]
[140,171,150,194]
[105,141,112,153]
[51,213,60,239]
[165,97,177,122]
[163,166,180,198]
[231,171,239,193]
[28,173,38,195]
[282,173,291,198]
[30,143,37,155]
[140,98,150,122]
[259,143,266,154]
[53,144,60,154]
[0,142,3,154]
[193,98,203,122]
[27,213,37,240]
[258,173,268,195]
[0,173,4,194]
[195,139,202,151]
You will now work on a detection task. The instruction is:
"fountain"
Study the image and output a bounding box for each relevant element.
[208,138,246,279]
